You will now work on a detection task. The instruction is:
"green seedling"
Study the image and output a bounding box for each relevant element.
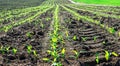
[81,37,87,41]
[51,51,59,62]
[72,50,80,59]
[0,46,5,54]
[65,31,70,40]
[52,37,57,43]
[119,32,120,37]
[95,52,99,64]
[43,58,51,62]
[12,48,17,54]
[51,43,57,50]
[4,26,9,32]
[105,50,110,61]
[51,62,62,66]
[4,28,8,32]
[66,31,69,37]
[46,50,60,63]
[108,27,116,34]
[53,30,57,35]
[61,48,65,58]
[100,24,105,28]
[47,50,52,54]
[102,41,106,45]
[5,46,10,53]
[73,35,77,41]
[94,36,97,41]
[27,45,32,54]
[26,32,33,38]
[33,50,37,57]
[111,52,119,57]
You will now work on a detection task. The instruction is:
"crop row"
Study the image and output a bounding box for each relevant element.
[69,4,120,15]
[0,6,54,32]
[66,5,120,19]
[60,9,120,65]
[0,7,53,65]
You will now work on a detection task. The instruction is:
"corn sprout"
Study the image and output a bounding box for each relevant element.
[105,50,110,61]
[95,52,99,64]
[12,48,17,54]
[73,35,77,41]
[27,45,32,54]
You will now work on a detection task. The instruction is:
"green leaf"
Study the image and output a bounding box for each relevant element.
[43,58,50,62]
[108,27,116,34]
[27,45,32,54]
[73,35,77,41]
[61,48,65,54]
[112,52,118,57]
[95,52,99,64]
[81,37,87,41]
[119,32,120,37]
[12,48,17,54]
[105,50,110,61]
[33,50,37,57]
[52,37,57,43]
[94,36,97,41]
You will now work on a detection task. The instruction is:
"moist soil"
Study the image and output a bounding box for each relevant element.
[0,5,120,66]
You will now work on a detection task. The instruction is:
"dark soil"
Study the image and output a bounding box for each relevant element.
[59,8,120,66]
[0,9,53,66]
[0,3,120,66]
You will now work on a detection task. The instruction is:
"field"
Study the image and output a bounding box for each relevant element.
[0,0,120,66]
[0,0,44,10]
[73,0,120,6]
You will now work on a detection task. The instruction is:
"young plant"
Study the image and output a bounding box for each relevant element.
[119,32,120,37]
[27,45,32,54]
[26,32,33,38]
[0,46,5,54]
[95,52,99,64]
[72,50,80,59]
[51,62,62,66]
[43,50,52,62]
[12,48,17,54]
[61,48,65,58]
[4,26,10,32]
[108,27,116,34]
[102,41,106,45]
[33,50,37,57]
[4,28,8,32]
[111,52,119,57]
[81,37,87,41]
[43,58,51,62]
[5,46,10,53]
[73,35,77,41]
[105,50,110,61]
[93,36,97,41]
[52,36,58,43]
